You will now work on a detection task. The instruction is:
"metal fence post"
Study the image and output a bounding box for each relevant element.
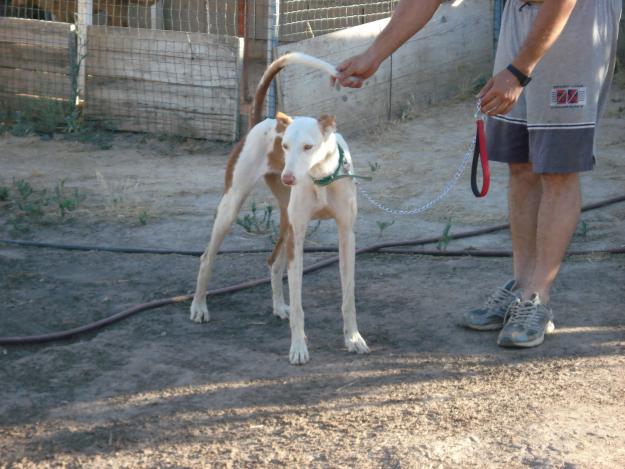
[493,0,505,56]
[266,0,280,117]
[76,0,92,104]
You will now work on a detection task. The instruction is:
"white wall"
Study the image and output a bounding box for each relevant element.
[275,0,493,135]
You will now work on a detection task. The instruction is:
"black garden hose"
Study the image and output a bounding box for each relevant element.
[1,193,624,346]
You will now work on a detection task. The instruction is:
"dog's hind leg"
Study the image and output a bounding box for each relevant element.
[264,174,290,319]
[190,188,249,322]
[190,139,266,323]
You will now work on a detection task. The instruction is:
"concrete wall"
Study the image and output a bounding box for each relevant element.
[275,0,493,135]
[618,0,624,69]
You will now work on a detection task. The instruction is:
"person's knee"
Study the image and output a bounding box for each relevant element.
[540,172,580,191]
[509,163,539,184]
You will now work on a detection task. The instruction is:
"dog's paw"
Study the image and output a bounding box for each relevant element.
[345,331,370,354]
[189,298,210,323]
[289,338,309,365]
[272,303,289,320]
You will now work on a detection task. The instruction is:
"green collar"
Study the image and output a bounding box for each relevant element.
[311,144,372,187]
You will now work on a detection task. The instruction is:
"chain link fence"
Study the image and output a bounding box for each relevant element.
[0,0,402,140]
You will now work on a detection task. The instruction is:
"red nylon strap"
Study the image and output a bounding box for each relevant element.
[471,119,490,198]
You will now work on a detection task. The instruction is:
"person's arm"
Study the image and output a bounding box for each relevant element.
[336,0,443,88]
[479,0,577,115]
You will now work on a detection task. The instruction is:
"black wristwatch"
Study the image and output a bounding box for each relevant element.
[506,64,532,87]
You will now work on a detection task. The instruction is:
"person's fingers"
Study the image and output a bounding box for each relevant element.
[340,76,363,88]
[481,96,501,115]
[477,78,494,99]
[336,59,351,73]
[479,90,498,110]
[499,100,516,116]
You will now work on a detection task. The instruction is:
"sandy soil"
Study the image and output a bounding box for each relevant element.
[1,86,624,468]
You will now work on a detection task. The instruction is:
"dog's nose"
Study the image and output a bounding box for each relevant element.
[282,173,296,186]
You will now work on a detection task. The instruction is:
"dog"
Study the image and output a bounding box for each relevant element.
[190,52,369,365]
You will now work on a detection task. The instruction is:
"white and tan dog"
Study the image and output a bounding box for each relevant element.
[190,53,369,365]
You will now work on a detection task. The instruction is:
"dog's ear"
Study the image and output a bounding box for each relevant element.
[275,112,293,133]
[318,114,336,138]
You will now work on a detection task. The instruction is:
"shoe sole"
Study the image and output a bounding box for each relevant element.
[497,320,555,348]
[465,322,504,331]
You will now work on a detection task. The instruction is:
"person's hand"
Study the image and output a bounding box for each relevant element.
[478,68,524,116]
[332,51,381,88]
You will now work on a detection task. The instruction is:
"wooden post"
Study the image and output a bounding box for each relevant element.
[206,0,211,34]
[76,0,92,103]
[151,0,164,30]
[266,0,279,117]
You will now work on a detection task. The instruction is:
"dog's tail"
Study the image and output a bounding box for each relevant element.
[250,52,337,129]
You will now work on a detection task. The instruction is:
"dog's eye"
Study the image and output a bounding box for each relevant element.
[303,144,313,151]
[282,143,289,150]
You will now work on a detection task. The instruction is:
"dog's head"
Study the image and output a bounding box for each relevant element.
[279,113,336,186]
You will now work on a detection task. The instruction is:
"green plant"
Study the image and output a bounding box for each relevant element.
[236,202,276,235]
[575,220,589,239]
[8,179,49,232]
[437,219,453,251]
[368,161,380,173]
[52,179,84,219]
[2,179,84,233]
[138,209,149,225]
[307,220,321,238]
[376,219,395,237]
[64,120,114,150]
[10,111,33,137]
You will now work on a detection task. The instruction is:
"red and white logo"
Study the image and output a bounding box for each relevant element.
[551,86,586,108]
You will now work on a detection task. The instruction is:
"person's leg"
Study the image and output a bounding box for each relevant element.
[507,162,541,291]
[523,172,581,303]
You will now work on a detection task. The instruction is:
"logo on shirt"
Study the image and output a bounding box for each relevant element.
[550,86,586,108]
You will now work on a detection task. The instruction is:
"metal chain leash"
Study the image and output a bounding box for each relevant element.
[356,136,475,216]
[356,102,484,216]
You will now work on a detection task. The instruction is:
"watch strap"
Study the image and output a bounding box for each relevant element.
[506,64,532,87]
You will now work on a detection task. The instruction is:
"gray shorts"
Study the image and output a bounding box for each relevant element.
[487,0,622,173]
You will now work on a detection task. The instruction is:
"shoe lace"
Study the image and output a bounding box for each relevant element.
[485,287,515,309]
[503,299,540,327]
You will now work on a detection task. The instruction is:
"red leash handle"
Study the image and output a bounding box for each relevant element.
[471,118,490,197]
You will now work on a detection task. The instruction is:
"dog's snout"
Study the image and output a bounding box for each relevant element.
[282,173,296,186]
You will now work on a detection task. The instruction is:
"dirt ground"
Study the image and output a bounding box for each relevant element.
[1,85,624,468]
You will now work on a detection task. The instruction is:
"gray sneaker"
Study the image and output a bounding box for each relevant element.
[497,293,555,348]
[463,280,520,331]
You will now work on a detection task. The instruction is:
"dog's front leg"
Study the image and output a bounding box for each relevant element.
[286,220,309,365]
[338,222,370,354]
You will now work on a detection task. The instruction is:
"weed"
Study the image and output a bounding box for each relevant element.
[1,179,83,232]
[53,179,84,219]
[575,220,589,239]
[368,161,380,173]
[437,219,453,251]
[376,219,395,237]
[64,121,114,150]
[10,111,33,137]
[8,179,49,231]
[236,202,276,235]
[138,209,149,225]
[307,220,321,238]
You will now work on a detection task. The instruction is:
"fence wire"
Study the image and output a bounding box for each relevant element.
[279,0,398,42]
[0,0,242,140]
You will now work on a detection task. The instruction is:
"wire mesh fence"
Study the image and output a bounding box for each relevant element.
[279,0,398,42]
[0,0,243,140]
[0,0,496,142]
